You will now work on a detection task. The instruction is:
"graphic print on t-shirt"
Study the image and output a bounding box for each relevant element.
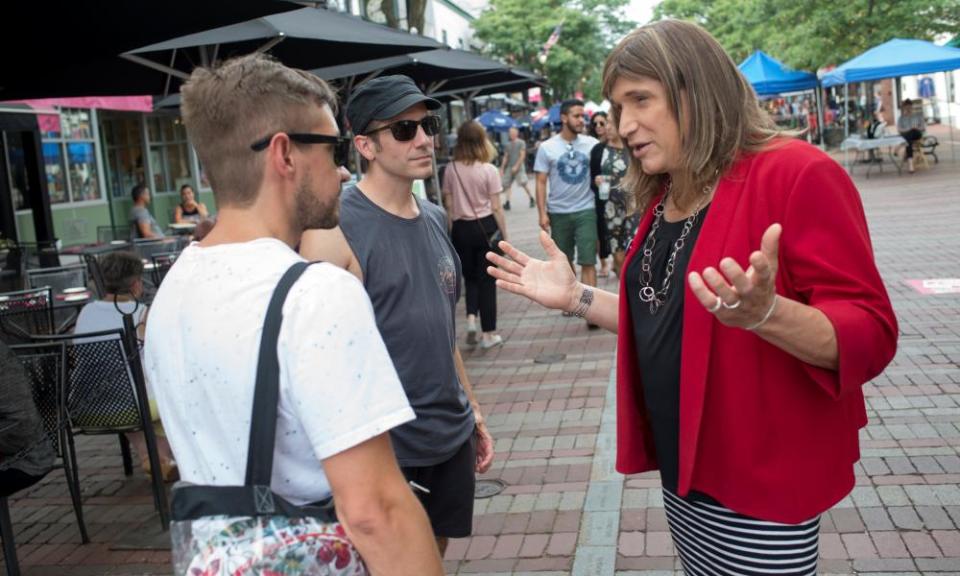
[558,148,590,185]
[438,254,457,297]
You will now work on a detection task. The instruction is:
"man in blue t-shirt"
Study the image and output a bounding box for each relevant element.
[534,99,599,322]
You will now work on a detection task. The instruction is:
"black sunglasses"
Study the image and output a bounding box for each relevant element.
[363,115,442,142]
[250,133,352,166]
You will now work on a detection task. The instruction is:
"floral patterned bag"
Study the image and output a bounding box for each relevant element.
[169,262,367,575]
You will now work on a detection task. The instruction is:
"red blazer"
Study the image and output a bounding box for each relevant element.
[616,139,898,524]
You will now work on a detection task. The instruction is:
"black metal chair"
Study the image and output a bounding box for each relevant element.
[150,252,179,287]
[36,326,170,531]
[1,495,21,576]
[7,341,89,548]
[0,287,55,345]
[132,238,179,262]
[97,225,133,244]
[26,264,89,296]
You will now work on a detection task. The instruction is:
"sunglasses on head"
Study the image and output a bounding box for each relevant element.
[363,115,442,142]
[250,133,352,167]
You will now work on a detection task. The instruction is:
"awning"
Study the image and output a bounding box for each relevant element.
[738,51,818,96]
[822,39,960,87]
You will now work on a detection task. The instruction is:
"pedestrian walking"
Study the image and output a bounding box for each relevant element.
[300,74,494,556]
[500,126,535,209]
[590,122,635,277]
[533,99,600,327]
[488,20,897,576]
[589,111,613,278]
[146,54,442,575]
[444,121,508,349]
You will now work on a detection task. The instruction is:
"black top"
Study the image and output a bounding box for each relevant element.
[625,204,709,494]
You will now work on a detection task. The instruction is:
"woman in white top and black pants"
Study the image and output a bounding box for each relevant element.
[443,121,508,349]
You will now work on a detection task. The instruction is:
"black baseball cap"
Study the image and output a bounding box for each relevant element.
[346,75,442,136]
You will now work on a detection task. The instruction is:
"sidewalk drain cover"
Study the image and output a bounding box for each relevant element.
[475,479,506,499]
[534,353,566,364]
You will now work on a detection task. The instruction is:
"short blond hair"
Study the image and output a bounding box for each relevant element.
[602,20,780,213]
[180,53,338,208]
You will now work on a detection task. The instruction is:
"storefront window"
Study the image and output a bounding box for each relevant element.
[101,114,145,198]
[40,108,102,204]
[42,142,68,204]
[147,115,192,193]
[67,142,100,201]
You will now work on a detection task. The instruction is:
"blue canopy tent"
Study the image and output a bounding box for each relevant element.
[475,110,518,133]
[821,39,960,87]
[821,38,960,162]
[739,51,818,95]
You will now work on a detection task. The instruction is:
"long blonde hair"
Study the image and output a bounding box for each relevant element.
[602,20,780,213]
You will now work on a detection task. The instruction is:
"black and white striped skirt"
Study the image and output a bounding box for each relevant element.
[663,489,820,575]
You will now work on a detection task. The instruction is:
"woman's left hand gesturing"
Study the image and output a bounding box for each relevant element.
[687,223,781,330]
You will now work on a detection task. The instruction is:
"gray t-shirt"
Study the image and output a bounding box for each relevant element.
[534,133,599,214]
[338,185,473,466]
[130,205,165,238]
[505,140,525,171]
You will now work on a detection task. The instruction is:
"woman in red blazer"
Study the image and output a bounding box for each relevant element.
[488,20,897,576]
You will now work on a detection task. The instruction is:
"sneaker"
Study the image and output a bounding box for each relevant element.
[480,334,503,349]
[503,200,512,210]
[466,318,478,345]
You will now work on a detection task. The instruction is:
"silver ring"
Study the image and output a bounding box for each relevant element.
[707,296,722,313]
[721,299,742,310]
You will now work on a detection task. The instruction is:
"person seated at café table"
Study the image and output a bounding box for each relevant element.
[173,184,209,224]
[129,184,165,239]
[897,98,926,174]
[74,251,177,481]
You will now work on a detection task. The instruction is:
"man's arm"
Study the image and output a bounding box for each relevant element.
[536,172,549,231]
[138,220,158,239]
[324,433,444,575]
[300,227,363,282]
[453,346,493,473]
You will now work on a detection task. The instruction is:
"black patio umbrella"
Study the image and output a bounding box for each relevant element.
[0,1,296,100]
[122,7,444,97]
[429,70,545,102]
[1,3,443,100]
[311,48,512,94]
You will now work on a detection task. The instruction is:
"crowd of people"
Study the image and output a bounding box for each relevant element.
[1,18,900,576]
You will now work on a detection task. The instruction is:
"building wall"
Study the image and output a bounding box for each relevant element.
[427,0,476,48]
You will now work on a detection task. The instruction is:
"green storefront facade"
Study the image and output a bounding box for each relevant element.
[4,103,215,247]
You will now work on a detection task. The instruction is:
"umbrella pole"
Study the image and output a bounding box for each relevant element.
[948,71,956,165]
[844,84,850,170]
[816,86,826,150]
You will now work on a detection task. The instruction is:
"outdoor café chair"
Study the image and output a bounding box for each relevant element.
[15,240,61,270]
[8,341,90,547]
[26,264,89,296]
[150,252,178,287]
[97,225,133,244]
[0,287,55,345]
[35,327,170,530]
[132,238,178,262]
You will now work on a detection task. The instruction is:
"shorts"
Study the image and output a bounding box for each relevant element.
[502,167,528,187]
[400,435,476,538]
[549,208,598,266]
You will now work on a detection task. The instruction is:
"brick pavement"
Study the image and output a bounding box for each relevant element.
[3,146,960,575]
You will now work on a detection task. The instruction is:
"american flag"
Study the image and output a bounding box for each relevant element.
[539,24,563,61]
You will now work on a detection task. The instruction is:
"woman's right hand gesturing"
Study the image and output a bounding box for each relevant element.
[486,230,579,312]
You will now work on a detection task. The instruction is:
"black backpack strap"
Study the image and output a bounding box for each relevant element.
[244,261,317,486]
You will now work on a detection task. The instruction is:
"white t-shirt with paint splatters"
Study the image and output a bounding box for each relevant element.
[144,237,414,506]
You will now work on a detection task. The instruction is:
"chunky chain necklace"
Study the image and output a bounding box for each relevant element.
[637,180,713,314]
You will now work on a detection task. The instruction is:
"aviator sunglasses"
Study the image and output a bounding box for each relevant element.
[363,115,442,141]
[250,133,352,167]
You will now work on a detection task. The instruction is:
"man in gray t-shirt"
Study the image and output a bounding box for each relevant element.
[300,75,494,553]
[500,127,535,209]
[128,184,165,239]
[534,100,599,326]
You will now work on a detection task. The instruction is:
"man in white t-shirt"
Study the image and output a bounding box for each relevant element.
[143,53,443,574]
